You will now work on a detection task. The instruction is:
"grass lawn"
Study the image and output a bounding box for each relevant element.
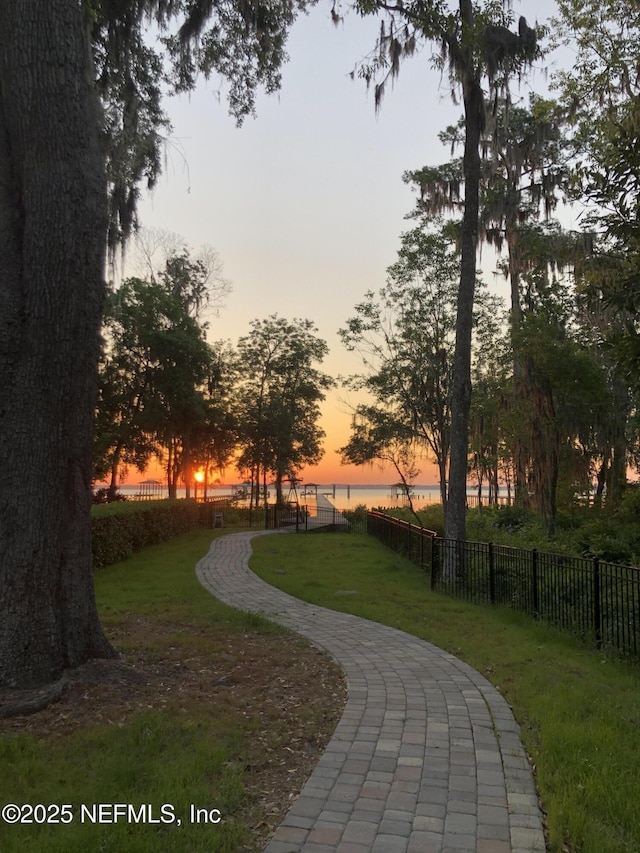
[250,532,640,853]
[0,529,345,853]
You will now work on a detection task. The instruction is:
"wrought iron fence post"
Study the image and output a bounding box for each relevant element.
[431,536,438,590]
[593,557,602,649]
[488,542,495,604]
[532,548,539,617]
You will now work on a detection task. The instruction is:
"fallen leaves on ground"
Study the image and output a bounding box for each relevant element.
[0,616,347,851]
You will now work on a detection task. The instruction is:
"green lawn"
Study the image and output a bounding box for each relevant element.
[250,532,640,853]
[0,529,339,853]
[4,528,638,853]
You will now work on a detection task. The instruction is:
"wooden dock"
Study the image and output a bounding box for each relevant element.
[300,493,349,531]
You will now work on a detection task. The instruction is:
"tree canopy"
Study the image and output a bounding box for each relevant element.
[339,0,543,542]
[0,0,315,690]
[7,0,640,693]
[340,218,505,515]
[97,250,236,499]
[234,316,333,506]
[93,0,316,250]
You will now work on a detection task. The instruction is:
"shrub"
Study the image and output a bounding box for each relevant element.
[617,484,640,521]
[417,505,445,536]
[92,487,127,504]
[342,503,368,523]
[491,504,533,532]
[91,500,208,568]
[573,518,635,563]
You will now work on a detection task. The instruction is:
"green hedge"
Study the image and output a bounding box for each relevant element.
[91,500,209,569]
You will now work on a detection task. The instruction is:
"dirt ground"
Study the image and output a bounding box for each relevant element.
[0,616,347,851]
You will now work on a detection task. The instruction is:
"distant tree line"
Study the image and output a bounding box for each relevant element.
[94,249,332,507]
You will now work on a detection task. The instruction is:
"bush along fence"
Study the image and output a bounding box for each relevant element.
[92,498,369,568]
[92,499,280,567]
[92,500,216,568]
[366,510,640,660]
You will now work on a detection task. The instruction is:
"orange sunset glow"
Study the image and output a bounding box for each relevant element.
[134,395,441,489]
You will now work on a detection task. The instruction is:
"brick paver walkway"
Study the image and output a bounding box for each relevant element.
[196,531,546,853]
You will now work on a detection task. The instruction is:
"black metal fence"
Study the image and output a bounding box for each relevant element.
[295,503,368,533]
[199,500,296,530]
[367,510,640,660]
[199,500,368,534]
[367,511,436,573]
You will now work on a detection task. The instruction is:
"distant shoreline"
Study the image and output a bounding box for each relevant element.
[109,482,448,491]
[95,482,504,511]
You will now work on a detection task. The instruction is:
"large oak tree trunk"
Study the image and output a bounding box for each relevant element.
[0,1,115,689]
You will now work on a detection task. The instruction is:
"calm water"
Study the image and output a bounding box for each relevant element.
[298,485,443,510]
[110,483,492,510]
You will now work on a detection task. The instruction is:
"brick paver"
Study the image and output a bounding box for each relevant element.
[196,531,546,853]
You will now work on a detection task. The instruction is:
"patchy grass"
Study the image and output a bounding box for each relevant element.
[0,530,345,853]
[250,532,640,853]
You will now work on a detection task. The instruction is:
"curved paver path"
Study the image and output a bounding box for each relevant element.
[196,531,546,853]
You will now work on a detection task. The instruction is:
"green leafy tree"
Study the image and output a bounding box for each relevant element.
[338,0,541,542]
[571,276,640,509]
[552,0,640,243]
[97,253,234,500]
[468,292,511,506]
[340,224,459,507]
[187,342,238,498]
[235,317,333,506]
[407,96,572,506]
[507,259,632,530]
[340,406,423,521]
[94,0,315,251]
[340,220,504,513]
[553,1,640,400]
[94,320,158,499]
[0,0,311,690]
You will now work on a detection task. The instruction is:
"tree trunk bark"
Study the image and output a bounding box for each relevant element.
[529,380,558,534]
[594,450,609,508]
[607,434,627,510]
[504,223,534,510]
[184,435,192,499]
[166,439,177,499]
[438,457,448,513]
[108,442,123,501]
[0,1,115,688]
[446,20,483,550]
[275,468,284,505]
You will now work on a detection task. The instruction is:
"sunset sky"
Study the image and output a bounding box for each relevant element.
[131,0,569,486]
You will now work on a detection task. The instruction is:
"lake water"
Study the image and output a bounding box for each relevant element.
[111,482,495,510]
[297,484,444,510]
